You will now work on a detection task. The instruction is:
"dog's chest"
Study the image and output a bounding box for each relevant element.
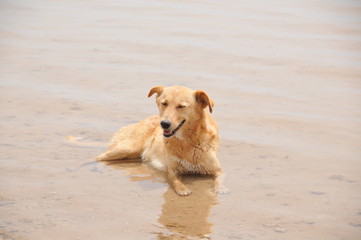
[171,155,214,175]
[165,135,217,174]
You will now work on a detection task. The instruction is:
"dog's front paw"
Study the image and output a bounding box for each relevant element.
[217,185,230,195]
[174,186,192,196]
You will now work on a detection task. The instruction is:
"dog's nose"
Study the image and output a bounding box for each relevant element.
[161,120,172,129]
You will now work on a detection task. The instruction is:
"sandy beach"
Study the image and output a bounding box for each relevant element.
[1,0,361,239]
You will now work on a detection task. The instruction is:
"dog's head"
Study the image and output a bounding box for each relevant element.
[148,86,214,138]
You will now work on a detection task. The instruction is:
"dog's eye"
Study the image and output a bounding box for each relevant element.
[161,102,168,107]
[177,105,185,109]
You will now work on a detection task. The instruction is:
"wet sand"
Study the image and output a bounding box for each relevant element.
[1,0,361,239]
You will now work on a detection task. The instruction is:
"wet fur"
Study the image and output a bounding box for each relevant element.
[96,86,228,196]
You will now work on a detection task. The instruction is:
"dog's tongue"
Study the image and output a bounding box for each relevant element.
[164,130,172,135]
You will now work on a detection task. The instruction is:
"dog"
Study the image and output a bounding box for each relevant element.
[96,86,228,196]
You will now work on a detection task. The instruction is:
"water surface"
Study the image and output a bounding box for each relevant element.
[1,0,361,239]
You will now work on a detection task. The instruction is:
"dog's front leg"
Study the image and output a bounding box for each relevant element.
[207,153,230,195]
[214,170,230,195]
[166,169,191,196]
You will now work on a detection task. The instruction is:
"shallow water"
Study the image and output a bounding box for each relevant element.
[1,0,361,239]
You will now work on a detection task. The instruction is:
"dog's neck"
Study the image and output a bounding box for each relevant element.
[164,112,218,162]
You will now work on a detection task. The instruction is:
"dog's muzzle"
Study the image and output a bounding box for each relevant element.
[162,120,186,138]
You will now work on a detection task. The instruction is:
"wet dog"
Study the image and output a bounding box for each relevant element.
[96,86,228,196]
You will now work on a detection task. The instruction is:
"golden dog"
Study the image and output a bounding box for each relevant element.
[96,86,228,196]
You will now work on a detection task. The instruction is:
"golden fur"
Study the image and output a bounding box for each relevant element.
[96,86,228,196]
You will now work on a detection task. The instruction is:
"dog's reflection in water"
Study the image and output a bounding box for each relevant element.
[103,159,218,239]
[158,176,218,239]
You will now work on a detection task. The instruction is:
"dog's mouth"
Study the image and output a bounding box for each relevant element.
[163,120,186,138]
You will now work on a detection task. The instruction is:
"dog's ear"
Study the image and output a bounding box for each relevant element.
[148,86,164,98]
[195,90,214,113]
